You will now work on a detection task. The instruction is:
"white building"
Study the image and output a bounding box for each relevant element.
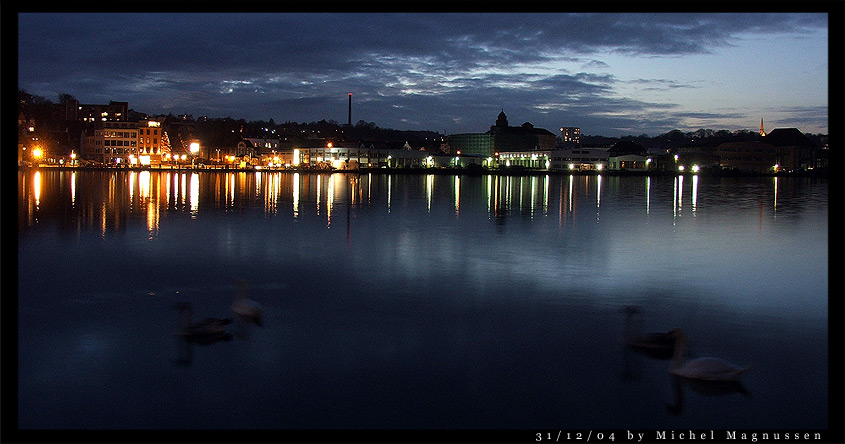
[608,154,651,171]
[549,148,609,171]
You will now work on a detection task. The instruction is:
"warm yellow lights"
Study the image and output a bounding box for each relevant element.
[189,142,200,154]
[32,147,43,159]
[691,165,700,173]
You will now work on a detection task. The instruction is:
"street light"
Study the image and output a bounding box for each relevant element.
[190,142,200,168]
[31,147,44,166]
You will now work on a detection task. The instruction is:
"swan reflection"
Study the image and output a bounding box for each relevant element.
[665,374,750,415]
[620,305,675,381]
[171,301,233,367]
[668,328,750,382]
[621,306,675,360]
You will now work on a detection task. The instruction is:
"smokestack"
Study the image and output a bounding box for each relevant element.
[348,93,352,126]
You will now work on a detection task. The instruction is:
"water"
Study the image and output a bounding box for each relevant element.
[16,169,829,434]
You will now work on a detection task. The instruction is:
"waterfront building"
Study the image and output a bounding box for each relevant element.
[489,111,557,152]
[80,119,173,166]
[715,141,777,173]
[81,120,139,164]
[446,133,494,157]
[765,128,817,171]
[137,120,170,165]
[303,144,397,169]
[549,148,609,171]
[305,144,436,169]
[242,137,290,167]
[285,144,488,170]
[447,111,557,157]
[608,154,650,171]
[244,137,283,152]
[498,150,554,169]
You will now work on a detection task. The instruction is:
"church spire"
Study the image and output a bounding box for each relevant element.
[760,118,766,136]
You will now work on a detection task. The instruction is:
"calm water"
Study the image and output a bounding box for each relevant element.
[17,169,829,433]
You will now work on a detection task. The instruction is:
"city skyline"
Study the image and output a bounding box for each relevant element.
[17,12,831,137]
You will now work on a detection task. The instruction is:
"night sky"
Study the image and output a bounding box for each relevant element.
[17,12,830,137]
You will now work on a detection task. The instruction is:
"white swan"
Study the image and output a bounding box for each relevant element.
[668,328,750,381]
[232,279,264,327]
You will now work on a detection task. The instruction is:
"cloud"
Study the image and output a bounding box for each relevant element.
[17,12,829,136]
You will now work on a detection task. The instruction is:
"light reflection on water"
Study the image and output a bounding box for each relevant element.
[17,169,829,431]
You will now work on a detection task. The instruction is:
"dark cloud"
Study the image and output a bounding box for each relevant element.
[18,12,829,136]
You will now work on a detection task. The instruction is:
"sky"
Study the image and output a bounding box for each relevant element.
[17,12,831,137]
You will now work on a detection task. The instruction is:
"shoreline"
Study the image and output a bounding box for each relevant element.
[16,164,829,178]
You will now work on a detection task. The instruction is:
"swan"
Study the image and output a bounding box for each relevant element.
[668,328,750,381]
[232,280,264,327]
[621,306,675,359]
[173,301,233,342]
